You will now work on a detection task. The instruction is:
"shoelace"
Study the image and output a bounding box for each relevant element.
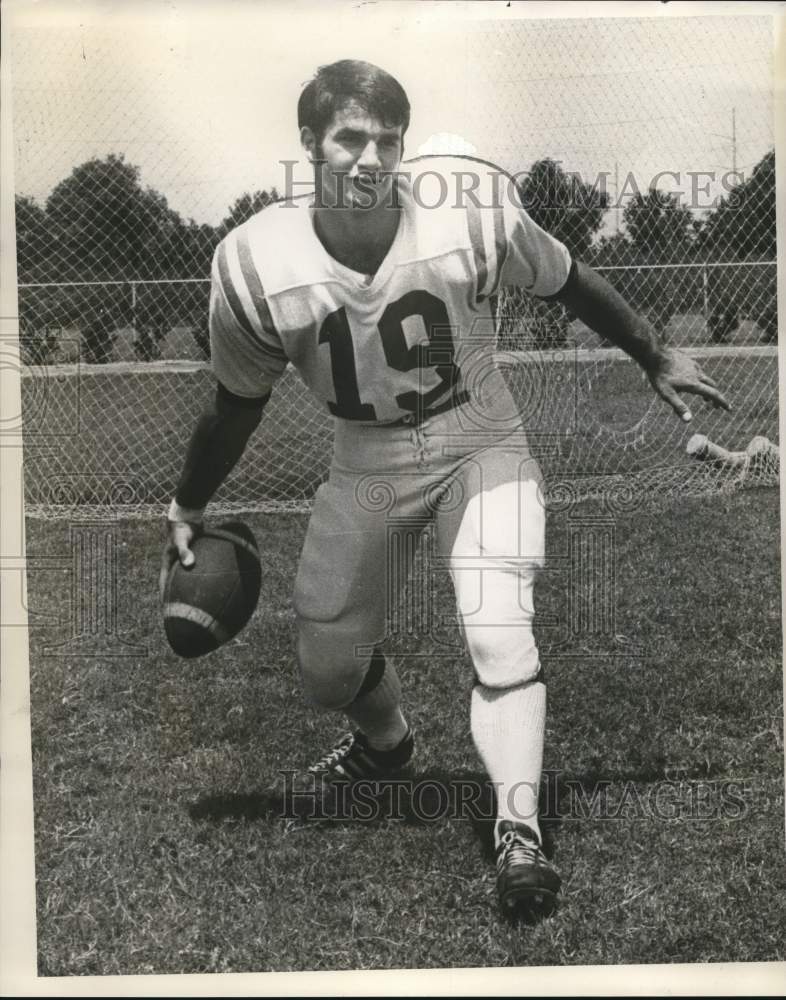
[308,733,355,774]
[497,830,542,871]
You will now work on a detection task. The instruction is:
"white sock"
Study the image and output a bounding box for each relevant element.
[471,679,546,847]
[345,657,409,751]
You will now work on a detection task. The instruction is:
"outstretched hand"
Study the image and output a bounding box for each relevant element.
[159,519,202,600]
[646,347,731,423]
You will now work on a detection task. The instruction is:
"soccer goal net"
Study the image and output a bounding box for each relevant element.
[10,13,778,517]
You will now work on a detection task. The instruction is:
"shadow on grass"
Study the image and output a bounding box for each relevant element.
[188,761,685,859]
[188,767,497,830]
[188,767,562,853]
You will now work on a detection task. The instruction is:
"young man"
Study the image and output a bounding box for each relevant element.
[162,60,728,919]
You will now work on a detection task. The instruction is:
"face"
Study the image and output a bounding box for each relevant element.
[302,103,404,211]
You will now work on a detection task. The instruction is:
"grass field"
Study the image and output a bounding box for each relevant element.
[25,486,784,975]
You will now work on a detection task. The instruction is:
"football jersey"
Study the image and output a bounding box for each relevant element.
[209,155,572,425]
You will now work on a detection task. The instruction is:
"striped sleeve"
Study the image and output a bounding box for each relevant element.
[497,196,572,299]
[209,229,289,398]
[466,199,508,304]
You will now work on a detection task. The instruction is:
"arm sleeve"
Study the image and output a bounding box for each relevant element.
[209,235,289,399]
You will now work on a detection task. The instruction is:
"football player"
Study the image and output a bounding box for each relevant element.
[162,60,729,919]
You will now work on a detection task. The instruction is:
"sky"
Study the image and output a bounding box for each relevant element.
[8,1,776,231]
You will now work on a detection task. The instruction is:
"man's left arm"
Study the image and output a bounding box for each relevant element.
[552,261,731,422]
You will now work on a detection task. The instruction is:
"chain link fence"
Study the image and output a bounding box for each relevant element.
[11,12,778,515]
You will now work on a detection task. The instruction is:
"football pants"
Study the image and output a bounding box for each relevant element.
[293,406,545,709]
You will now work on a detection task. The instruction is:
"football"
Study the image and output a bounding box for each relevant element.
[162,521,262,658]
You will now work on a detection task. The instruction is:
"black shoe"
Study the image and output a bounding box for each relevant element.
[496,821,560,919]
[282,729,414,820]
[309,729,414,781]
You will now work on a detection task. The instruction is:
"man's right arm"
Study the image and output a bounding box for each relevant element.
[161,382,270,582]
[173,381,270,513]
[162,230,287,581]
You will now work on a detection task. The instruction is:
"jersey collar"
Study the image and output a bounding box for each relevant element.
[307,177,411,292]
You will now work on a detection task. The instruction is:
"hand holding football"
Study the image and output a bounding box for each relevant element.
[161,521,262,658]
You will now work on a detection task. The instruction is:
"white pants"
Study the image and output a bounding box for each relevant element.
[293,405,545,709]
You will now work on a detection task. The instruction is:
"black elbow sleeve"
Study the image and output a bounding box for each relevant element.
[538,258,579,303]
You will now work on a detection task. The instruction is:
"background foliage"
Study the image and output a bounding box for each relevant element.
[15,148,777,363]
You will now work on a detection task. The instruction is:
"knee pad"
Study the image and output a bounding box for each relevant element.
[465,621,542,689]
[449,476,545,690]
[457,548,544,690]
[296,619,372,711]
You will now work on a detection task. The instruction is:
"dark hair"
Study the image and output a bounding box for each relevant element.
[297,60,410,141]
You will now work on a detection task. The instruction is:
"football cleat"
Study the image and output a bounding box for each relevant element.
[282,729,414,820]
[496,821,561,919]
[309,729,414,780]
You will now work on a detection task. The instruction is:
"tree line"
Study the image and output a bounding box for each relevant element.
[15,149,776,362]
[15,154,281,363]
[515,151,776,345]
